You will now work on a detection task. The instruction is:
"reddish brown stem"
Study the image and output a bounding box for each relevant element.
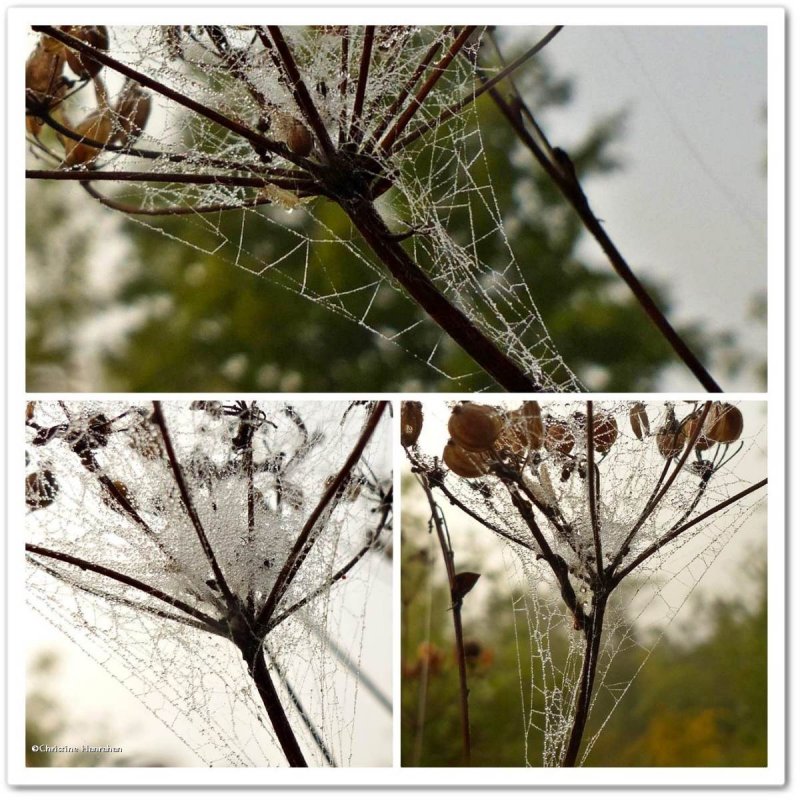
[348,26,376,145]
[262,27,337,158]
[255,401,388,634]
[562,594,606,767]
[484,74,722,392]
[25,543,222,632]
[417,474,472,765]
[392,26,562,154]
[343,197,541,391]
[379,26,477,154]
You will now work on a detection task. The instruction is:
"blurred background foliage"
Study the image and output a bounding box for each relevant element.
[25,39,746,393]
[400,477,767,768]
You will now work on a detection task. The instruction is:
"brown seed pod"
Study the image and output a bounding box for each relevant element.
[62,108,115,167]
[113,80,151,145]
[706,403,744,445]
[515,400,544,450]
[57,26,109,79]
[443,439,492,478]
[656,424,686,459]
[494,418,528,459]
[26,470,59,510]
[26,41,65,106]
[592,414,619,454]
[681,410,712,451]
[400,401,423,447]
[629,402,649,440]
[285,118,313,157]
[544,419,575,455]
[448,402,503,452]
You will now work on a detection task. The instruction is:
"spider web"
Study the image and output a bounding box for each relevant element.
[25,399,392,767]
[409,400,765,766]
[27,25,581,391]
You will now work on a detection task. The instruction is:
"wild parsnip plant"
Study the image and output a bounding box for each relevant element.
[403,400,766,766]
[25,399,392,767]
[25,25,723,392]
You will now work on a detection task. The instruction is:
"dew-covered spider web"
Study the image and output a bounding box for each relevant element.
[26,25,582,391]
[406,400,766,766]
[25,399,392,767]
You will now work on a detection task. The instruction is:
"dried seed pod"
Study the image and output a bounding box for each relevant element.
[285,118,313,157]
[494,418,527,459]
[592,414,619,454]
[400,401,423,447]
[656,424,686,459]
[58,26,109,79]
[62,108,114,167]
[102,480,134,513]
[443,439,491,478]
[447,402,502,452]
[629,402,649,440]
[538,464,557,506]
[113,80,151,145]
[706,403,743,445]
[26,41,66,107]
[26,401,37,422]
[544,419,575,455]
[514,400,544,450]
[26,470,59,510]
[681,410,712,451]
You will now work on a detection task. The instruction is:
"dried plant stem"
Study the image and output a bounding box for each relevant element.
[256,401,389,633]
[612,476,768,586]
[248,644,309,767]
[345,197,541,391]
[392,26,562,154]
[379,26,478,154]
[349,26,375,145]
[562,594,607,767]
[25,543,223,632]
[31,26,307,165]
[585,402,604,572]
[417,474,472,765]
[482,64,722,392]
[153,402,239,611]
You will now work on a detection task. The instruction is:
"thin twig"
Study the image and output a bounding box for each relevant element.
[255,401,388,634]
[417,473,472,765]
[585,402,604,574]
[481,44,722,392]
[32,25,312,170]
[365,28,449,152]
[25,543,223,632]
[391,26,562,154]
[267,490,392,632]
[379,26,478,154]
[609,402,712,576]
[612,477,767,586]
[348,26,376,146]
[261,27,337,158]
[152,402,239,613]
